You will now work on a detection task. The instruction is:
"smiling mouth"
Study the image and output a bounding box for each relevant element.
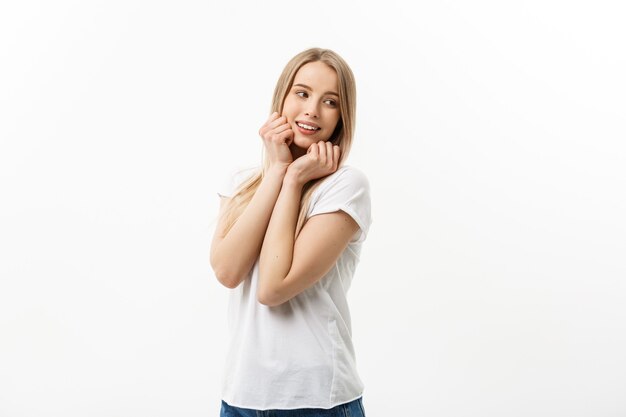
[296,122,320,131]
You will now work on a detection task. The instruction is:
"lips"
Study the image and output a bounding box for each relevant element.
[295,120,320,131]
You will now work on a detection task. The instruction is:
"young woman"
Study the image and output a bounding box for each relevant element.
[211,47,371,417]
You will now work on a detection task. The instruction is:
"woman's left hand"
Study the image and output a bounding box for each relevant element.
[286,141,341,186]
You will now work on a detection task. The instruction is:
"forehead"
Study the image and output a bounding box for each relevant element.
[293,61,338,91]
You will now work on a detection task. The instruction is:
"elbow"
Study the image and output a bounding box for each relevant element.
[210,252,243,289]
[257,292,273,306]
[257,286,285,307]
[217,273,240,289]
[256,270,290,307]
[212,264,243,289]
[257,293,278,307]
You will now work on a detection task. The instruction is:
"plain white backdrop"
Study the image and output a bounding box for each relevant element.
[1,1,625,416]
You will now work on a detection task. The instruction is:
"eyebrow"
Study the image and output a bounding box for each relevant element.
[292,83,339,97]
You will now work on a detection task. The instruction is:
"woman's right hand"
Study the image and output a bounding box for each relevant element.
[258,112,294,170]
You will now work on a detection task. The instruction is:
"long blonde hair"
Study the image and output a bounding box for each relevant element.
[220,47,357,238]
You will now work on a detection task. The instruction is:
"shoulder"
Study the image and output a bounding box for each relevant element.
[307,164,372,243]
[308,164,371,212]
[316,164,370,193]
[232,165,260,181]
[218,165,260,198]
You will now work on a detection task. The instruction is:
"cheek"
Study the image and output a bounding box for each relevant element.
[282,95,298,110]
[281,102,297,120]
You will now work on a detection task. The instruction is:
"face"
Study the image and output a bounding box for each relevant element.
[282,61,341,151]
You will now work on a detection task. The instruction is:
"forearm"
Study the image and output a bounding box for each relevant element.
[212,166,288,285]
[258,174,303,298]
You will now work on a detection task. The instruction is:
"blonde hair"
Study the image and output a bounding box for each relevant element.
[220,47,357,238]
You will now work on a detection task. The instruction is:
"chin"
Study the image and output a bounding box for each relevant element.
[294,134,326,148]
[292,136,312,149]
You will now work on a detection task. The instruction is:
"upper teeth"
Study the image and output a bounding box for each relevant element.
[297,122,318,131]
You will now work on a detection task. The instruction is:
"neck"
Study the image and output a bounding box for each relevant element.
[289,142,307,160]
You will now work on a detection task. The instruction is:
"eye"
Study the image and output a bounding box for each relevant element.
[295,90,337,107]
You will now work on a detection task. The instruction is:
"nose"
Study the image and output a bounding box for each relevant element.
[305,103,319,118]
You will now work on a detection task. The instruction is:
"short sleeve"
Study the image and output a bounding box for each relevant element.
[307,166,372,244]
[217,166,259,199]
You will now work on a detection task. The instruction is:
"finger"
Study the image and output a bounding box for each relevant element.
[272,123,291,135]
[333,145,341,160]
[325,142,334,167]
[309,142,319,157]
[268,111,279,122]
[262,112,279,129]
[333,145,340,168]
[260,113,277,135]
[268,115,288,130]
[263,115,286,131]
[277,129,294,146]
[317,141,327,162]
[260,116,288,137]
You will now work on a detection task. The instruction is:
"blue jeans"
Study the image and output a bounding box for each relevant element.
[220,397,366,417]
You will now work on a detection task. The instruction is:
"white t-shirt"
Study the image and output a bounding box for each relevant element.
[216,164,372,410]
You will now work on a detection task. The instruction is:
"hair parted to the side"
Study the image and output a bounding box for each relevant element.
[219,47,357,238]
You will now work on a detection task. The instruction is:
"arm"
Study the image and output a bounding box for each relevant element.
[210,112,295,289]
[258,142,360,306]
[257,173,360,306]
[210,166,287,289]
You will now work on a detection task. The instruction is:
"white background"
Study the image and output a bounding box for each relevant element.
[1,1,625,416]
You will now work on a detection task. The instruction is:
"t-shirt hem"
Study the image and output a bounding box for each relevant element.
[221,391,364,411]
[309,204,368,244]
